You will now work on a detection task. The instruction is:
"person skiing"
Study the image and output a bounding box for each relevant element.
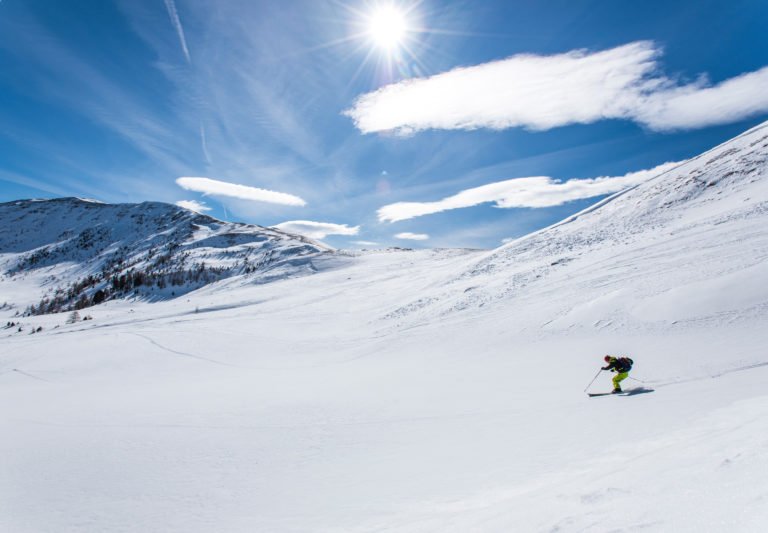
[602,355,634,393]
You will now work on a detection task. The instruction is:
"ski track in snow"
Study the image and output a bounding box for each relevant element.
[128,332,239,367]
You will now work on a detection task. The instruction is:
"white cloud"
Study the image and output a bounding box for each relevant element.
[176,177,306,206]
[395,232,429,241]
[273,220,360,239]
[345,41,768,134]
[352,240,380,246]
[164,0,191,63]
[635,68,768,130]
[176,199,211,213]
[378,161,679,222]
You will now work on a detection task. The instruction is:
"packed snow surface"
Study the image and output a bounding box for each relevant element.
[2,121,768,532]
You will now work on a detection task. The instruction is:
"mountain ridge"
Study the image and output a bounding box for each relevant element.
[0,197,334,313]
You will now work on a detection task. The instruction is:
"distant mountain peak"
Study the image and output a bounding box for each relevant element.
[0,199,333,314]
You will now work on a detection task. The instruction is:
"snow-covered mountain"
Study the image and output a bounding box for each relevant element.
[0,198,333,313]
[2,122,768,533]
[382,119,768,332]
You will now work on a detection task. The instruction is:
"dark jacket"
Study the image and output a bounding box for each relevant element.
[602,356,632,373]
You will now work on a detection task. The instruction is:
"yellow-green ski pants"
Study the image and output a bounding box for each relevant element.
[613,372,629,390]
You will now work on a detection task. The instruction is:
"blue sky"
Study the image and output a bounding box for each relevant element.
[1,0,767,249]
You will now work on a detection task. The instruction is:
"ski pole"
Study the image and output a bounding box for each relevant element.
[584,369,603,392]
[628,376,647,384]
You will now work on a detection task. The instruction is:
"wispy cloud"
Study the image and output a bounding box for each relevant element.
[345,41,768,134]
[395,232,429,241]
[0,169,73,198]
[164,0,191,63]
[0,11,189,179]
[272,220,360,239]
[199,123,212,164]
[118,1,340,195]
[176,199,211,212]
[378,161,679,222]
[176,177,307,206]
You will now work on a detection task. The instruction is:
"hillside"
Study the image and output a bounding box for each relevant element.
[381,120,768,333]
[1,121,767,532]
[0,198,333,314]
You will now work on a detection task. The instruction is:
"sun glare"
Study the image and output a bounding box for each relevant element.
[340,1,426,84]
[368,5,408,50]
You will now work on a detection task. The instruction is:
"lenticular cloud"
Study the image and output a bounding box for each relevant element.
[345,41,768,134]
[176,177,306,207]
[395,232,430,241]
[377,161,680,222]
[175,200,211,213]
[272,220,360,239]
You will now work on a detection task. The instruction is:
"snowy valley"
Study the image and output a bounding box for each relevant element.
[2,120,768,532]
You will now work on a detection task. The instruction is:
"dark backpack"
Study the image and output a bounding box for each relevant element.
[618,357,634,372]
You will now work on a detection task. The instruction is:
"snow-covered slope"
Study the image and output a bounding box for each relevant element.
[0,198,333,313]
[1,122,768,533]
[384,120,768,332]
[476,119,768,276]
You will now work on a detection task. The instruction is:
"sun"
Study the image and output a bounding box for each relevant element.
[334,1,426,84]
[367,5,409,51]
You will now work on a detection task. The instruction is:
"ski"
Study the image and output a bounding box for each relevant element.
[588,387,654,398]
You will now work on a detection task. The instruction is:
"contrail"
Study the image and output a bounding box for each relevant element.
[200,123,212,164]
[164,0,191,63]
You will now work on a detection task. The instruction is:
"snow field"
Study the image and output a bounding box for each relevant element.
[2,247,768,531]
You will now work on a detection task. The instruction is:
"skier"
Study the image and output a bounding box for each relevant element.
[602,355,634,393]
